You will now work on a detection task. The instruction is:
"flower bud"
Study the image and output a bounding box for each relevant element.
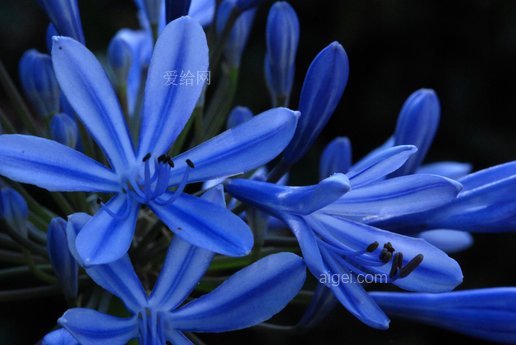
[47,217,79,299]
[19,50,60,118]
[390,89,440,176]
[37,0,85,43]
[50,113,79,148]
[108,32,133,87]
[0,188,29,237]
[320,136,352,179]
[135,0,162,26]
[46,23,59,54]
[282,42,349,165]
[227,106,253,129]
[265,2,299,106]
[217,0,256,68]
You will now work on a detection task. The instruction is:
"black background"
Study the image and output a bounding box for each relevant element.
[0,0,515,344]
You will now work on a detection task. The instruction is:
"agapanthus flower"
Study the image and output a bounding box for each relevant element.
[37,0,85,43]
[371,288,516,343]
[225,151,464,329]
[0,17,299,265]
[48,187,306,345]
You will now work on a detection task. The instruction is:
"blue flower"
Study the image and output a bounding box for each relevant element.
[281,42,349,166]
[47,217,79,299]
[0,17,299,265]
[0,187,29,237]
[265,1,299,106]
[225,156,463,329]
[43,328,79,345]
[54,187,306,345]
[226,106,253,129]
[37,0,85,43]
[19,49,61,118]
[50,113,79,148]
[135,0,215,30]
[371,288,516,344]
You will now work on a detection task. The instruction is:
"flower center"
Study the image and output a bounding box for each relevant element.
[138,308,166,345]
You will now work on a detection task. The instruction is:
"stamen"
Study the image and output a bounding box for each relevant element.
[154,164,192,206]
[167,160,175,168]
[366,241,379,252]
[389,252,403,277]
[157,154,167,163]
[379,248,392,263]
[142,153,152,162]
[97,198,131,220]
[399,254,424,278]
[383,242,395,253]
[186,159,195,168]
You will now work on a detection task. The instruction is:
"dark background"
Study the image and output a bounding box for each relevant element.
[0,0,515,344]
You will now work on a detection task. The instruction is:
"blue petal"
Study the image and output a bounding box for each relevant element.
[38,0,85,43]
[149,236,214,310]
[323,174,462,223]
[371,288,516,344]
[320,137,352,179]
[225,174,350,216]
[226,106,253,129]
[168,107,299,185]
[265,1,299,101]
[308,214,463,293]
[346,145,417,188]
[417,230,474,253]
[319,244,391,330]
[42,328,79,345]
[149,187,221,310]
[59,309,137,345]
[282,42,349,165]
[151,193,253,256]
[458,161,516,193]
[0,187,29,234]
[0,135,120,192]
[417,161,472,180]
[390,89,440,176]
[165,252,306,332]
[47,217,78,299]
[75,195,139,265]
[52,36,135,172]
[50,113,79,148]
[137,16,208,158]
[66,212,148,312]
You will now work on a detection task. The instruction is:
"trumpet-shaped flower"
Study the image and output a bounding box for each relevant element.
[54,187,306,345]
[0,17,299,265]
[225,152,464,329]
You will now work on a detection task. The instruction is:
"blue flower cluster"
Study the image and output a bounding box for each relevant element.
[0,0,514,344]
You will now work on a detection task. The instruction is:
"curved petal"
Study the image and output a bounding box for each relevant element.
[322,174,462,223]
[59,309,137,345]
[417,161,472,180]
[371,288,516,344]
[225,174,350,216]
[188,0,215,26]
[66,212,147,312]
[52,36,135,171]
[0,135,119,192]
[75,195,139,265]
[309,214,463,293]
[149,187,222,310]
[137,16,208,157]
[165,252,306,332]
[346,145,417,188]
[151,193,253,257]
[168,107,299,185]
[417,230,474,254]
[458,161,516,193]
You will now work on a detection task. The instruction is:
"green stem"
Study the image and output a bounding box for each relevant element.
[24,250,57,284]
[0,264,52,280]
[0,106,16,133]
[0,60,41,135]
[1,220,48,257]
[209,8,242,71]
[0,285,61,302]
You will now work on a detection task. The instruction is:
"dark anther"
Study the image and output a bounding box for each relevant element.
[142,153,151,162]
[389,252,403,277]
[167,159,175,168]
[96,197,102,205]
[383,242,395,253]
[395,252,404,270]
[366,241,379,252]
[399,254,424,278]
[379,248,392,263]
[158,154,167,163]
[186,159,195,168]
